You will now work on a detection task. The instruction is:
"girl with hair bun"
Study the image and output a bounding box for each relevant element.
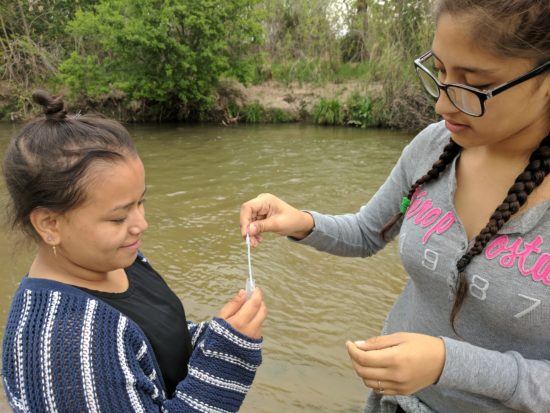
[240,1,550,412]
[2,90,267,412]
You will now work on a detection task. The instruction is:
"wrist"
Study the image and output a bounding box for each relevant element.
[289,211,315,240]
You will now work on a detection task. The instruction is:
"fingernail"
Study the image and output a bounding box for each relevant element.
[354,340,365,346]
[250,223,257,234]
[238,289,246,297]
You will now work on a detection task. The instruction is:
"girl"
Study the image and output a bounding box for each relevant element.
[239,1,549,412]
[2,90,267,412]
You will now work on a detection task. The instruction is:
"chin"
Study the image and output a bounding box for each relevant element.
[118,252,138,268]
[449,132,482,149]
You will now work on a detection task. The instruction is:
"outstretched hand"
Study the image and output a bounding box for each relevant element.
[345,332,446,396]
[218,288,267,339]
[239,193,314,247]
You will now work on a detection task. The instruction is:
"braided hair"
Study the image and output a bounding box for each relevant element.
[380,138,461,240]
[450,133,550,329]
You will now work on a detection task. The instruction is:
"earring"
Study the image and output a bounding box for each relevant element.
[52,245,57,257]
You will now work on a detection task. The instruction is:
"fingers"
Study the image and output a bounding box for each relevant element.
[355,333,405,351]
[346,340,393,369]
[346,341,403,396]
[244,298,268,339]
[225,288,267,339]
[346,334,446,396]
[362,379,402,396]
[239,193,275,240]
[218,289,246,319]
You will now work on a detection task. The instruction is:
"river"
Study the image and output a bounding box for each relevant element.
[0,122,413,412]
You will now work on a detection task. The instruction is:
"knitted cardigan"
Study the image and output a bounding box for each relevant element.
[2,276,262,412]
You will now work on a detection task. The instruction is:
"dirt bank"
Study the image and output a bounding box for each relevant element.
[215,79,382,121]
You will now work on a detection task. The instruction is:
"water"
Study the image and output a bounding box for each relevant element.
[0,122,413,412]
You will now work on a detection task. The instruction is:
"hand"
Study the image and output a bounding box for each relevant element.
[345,332,446,396]
[218,288,267,339]
[239,193,314,246]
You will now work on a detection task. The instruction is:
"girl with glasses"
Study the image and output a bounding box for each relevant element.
[1,91,267,412]
[239,1,549,412]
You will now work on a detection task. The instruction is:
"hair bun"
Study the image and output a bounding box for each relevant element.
[32,90,67,120]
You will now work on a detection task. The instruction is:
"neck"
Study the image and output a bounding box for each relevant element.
[29,245,127,292]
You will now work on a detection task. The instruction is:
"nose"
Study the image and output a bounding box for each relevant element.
[435,89,459,117]
[128,208,148,235]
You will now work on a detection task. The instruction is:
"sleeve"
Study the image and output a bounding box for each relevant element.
[159,317,263,412]
[437,337,550,413]
[294,122,445,257]
[90,315,262,413]
[187,320,209,349]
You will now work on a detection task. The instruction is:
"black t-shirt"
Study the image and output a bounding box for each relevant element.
[78,255,193,396]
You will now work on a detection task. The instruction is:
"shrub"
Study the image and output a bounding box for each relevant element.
[313,98,342,125]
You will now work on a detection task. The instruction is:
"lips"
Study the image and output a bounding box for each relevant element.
[121,239,141,249]
[443,118,469,134]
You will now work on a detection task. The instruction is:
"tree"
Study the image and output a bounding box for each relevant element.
[60,0,263,119]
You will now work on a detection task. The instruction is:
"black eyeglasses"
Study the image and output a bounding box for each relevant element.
[414,50,550,117]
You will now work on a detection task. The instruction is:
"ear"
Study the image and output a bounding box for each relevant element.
[29,208,61,245]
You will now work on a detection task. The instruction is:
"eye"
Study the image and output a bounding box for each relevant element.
[138,198,146,206]
[468,83,491,91]
[434,65,446,80]
[111,217,127,224]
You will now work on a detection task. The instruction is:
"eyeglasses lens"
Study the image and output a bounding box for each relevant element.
[447,87,482,116]
[416,68,440,99]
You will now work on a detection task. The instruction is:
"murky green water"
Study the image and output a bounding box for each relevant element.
[0,122,413,412]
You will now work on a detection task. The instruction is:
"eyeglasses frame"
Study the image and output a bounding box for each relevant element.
[414,50,550,117]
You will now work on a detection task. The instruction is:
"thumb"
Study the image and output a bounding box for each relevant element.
[218,290,246,319]
[249,218,276,237]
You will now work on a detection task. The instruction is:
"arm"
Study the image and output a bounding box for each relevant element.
[240,122,448,257]
[438,337,550,413]
[285,123,447,257]
[161,317,262,412]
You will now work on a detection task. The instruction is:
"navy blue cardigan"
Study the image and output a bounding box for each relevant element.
[2,276,262,412]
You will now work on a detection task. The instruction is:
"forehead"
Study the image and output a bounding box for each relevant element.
[80,156,145,207]
[432,13,533,76]
[433,14,499,66]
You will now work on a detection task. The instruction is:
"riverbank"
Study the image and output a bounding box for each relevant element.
[0,78,436,131]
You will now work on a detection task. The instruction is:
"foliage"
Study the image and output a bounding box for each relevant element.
[0,0,438,128]
[313,98,342,125]
[345,93,374,128]
[0,0,95,87]
[265,107,293,123]
[59,0,263,119]
[242,101,264,123]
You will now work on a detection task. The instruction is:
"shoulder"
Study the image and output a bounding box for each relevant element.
[8,277,139,334]
[5,277,149,355]
[395,121,453,181]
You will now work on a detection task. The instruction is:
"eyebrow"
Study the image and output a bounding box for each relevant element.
[110,188,147,212]
[432,51,499,75]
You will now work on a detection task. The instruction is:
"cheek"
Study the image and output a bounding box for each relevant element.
[75,224,125,250]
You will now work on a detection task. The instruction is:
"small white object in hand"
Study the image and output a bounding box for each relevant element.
[245,232,255,299]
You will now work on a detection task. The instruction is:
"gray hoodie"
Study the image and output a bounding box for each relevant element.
[297,121,550,413]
